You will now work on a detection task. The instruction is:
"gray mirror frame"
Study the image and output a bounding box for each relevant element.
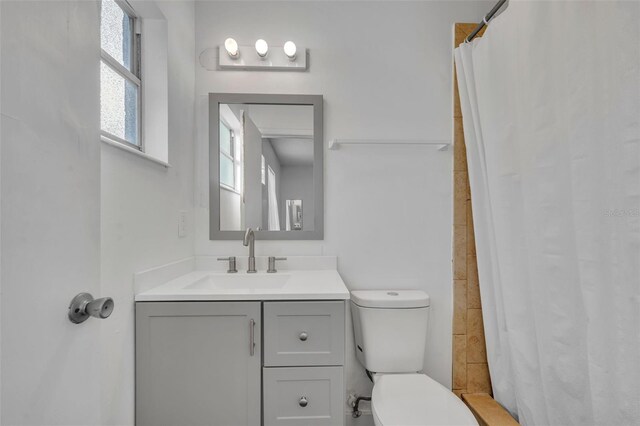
[209,93,324,240]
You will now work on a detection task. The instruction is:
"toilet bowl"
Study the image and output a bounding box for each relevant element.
[350,290,478,426]
[371,374,478,426]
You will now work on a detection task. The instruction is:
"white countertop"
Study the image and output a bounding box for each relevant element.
[135,269,350,302]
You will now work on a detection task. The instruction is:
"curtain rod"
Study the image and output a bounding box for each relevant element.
[465,0,508,43]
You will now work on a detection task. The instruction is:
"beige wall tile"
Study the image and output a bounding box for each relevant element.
[465,173,471,201]
[453,225,467,279]
[454,172,469,226]
[454,27,470,46]
[467,201,476,255]
[468,256,481,309]
[453,23,492,399]
[454,75,463,119]
[454,196,466,226]
[454,119,467,172]
[467,308,487,363]
[453,335,467,389]
[468,363,492,393]
[453,280,467,335]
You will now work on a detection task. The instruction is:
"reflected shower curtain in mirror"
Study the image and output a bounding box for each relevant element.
[267,166,280,231]
[455,1,640,424]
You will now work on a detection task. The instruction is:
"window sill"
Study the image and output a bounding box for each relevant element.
[220,184,242,196]
[101,135,171,168]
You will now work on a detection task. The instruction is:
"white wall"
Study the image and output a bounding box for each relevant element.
[194,1,491,421]
[100,1,195,424]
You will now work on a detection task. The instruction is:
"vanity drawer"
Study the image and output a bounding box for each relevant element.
[263,301,345,366]
[263,366,344,426]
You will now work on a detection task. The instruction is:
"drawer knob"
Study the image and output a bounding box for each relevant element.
[298,396,308,407]
[299,332,308,341]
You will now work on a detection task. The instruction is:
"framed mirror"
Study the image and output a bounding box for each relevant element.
[209,93,323,240]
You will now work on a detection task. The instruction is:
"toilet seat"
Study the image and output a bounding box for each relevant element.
[371,374,479,426]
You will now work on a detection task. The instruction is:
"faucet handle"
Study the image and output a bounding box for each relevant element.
[217,256,238,273]
[267,257,287,273]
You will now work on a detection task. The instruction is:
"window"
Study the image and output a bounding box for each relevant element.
[100,0,141,149]
[261,155,266,185]
[220,121,243,193]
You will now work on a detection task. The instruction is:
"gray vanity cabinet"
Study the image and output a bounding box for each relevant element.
[136,300,345,426]
[135,302,262,426]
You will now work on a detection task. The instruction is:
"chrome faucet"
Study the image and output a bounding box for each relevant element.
[243,228,257,273]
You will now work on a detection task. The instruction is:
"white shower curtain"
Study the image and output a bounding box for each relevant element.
[455,1,640,425]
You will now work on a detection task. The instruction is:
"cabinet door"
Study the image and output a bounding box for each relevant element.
[136,302,261,426]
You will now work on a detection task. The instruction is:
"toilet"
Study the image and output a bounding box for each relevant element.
[351,290,479,426]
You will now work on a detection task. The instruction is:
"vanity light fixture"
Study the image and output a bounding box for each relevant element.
[209,39,308,71]
[283,41,297,60]
[255,39,269,58]
[224,37,239,58]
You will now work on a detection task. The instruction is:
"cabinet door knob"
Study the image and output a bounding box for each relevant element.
[298,396,308,407]
[299,331,308,341]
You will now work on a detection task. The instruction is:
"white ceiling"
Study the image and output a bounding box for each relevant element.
[230,103,313,138]
[267,138,314,166]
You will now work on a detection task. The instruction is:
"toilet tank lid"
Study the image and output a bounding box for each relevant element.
[350,290,430,308]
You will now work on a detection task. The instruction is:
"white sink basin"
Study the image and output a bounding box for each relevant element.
[185,274,291,290]
[135,265,350,301]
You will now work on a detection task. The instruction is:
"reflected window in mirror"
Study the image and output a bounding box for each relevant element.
[219,121,236,190]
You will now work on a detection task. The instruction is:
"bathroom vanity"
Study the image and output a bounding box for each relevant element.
[135,266,349,426]
[134,92,343,425]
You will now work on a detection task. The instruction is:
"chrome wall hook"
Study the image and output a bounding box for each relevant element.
[68,293,114,324]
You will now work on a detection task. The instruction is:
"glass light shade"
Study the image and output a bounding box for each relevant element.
[224,38,239,58]
[255,39,269,57]
[284,41,297,60]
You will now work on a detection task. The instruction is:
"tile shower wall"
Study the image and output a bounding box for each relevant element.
[452,23,492,397]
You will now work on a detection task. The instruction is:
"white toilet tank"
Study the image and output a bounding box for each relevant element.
[351,290,430,373]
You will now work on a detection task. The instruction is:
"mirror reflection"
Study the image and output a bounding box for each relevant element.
[218,103,315,232]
